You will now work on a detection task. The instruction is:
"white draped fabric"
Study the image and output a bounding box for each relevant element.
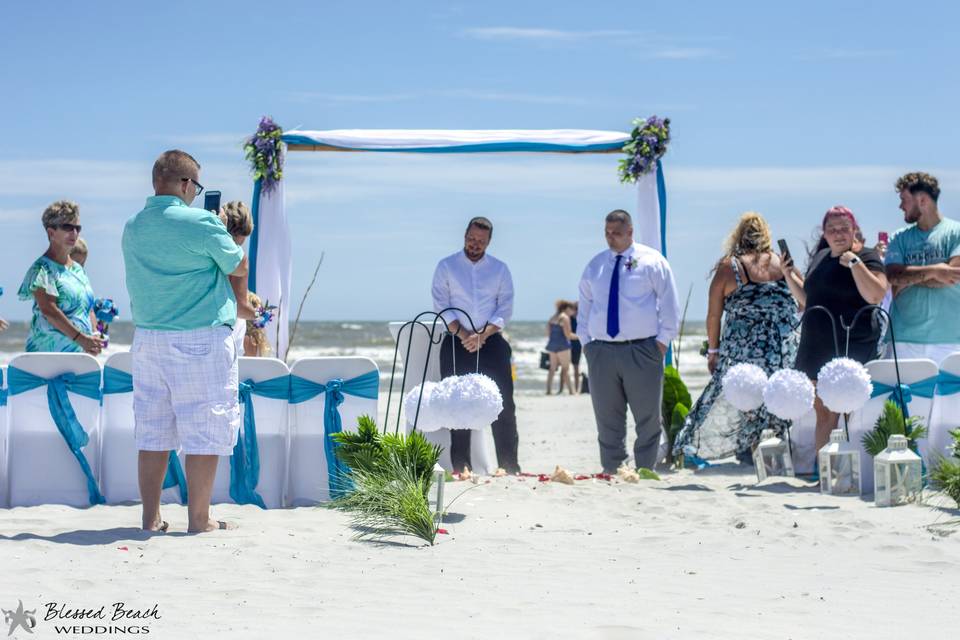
[282,129,630,152]
[252,180,292,359]
[635,166,664,254]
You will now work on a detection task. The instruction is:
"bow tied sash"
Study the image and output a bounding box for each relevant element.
[871,376,938,418]
[102,366,188,503]
[936,371,960,396]
[289,370,379,499]
[7,366,105,505]
[234,375,290,508]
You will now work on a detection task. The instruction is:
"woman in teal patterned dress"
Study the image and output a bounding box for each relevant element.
[17,201,103,355]
[673,213,799,463]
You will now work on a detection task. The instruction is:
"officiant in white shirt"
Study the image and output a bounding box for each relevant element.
[577,209,680,473]
[431,216,520,474]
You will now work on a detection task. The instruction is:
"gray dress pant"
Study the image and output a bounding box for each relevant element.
[583,337,664,472]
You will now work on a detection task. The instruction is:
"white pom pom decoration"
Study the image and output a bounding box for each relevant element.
[721,363,769,411]
[403,382,441,431]
[434,373,503,430]
[816,357,872,414]
[763,369,815,420]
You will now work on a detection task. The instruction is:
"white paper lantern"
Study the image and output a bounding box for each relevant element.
[816,357,872,414]
[432,373,503,431]
[753,428,795,481]
[763,369,815,420]
[722,363,769,411]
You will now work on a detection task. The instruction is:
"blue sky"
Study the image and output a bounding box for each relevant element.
[1,0,958,322]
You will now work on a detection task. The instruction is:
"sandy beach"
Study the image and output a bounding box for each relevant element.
[2,393,958,639]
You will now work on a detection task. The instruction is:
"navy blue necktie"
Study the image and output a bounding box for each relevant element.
[607,254,623,338]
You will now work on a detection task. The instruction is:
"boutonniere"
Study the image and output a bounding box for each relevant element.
[624,256,639,271]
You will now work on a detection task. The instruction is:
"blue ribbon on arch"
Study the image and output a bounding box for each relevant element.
[289,370,379,499]
[7,366,105,506]
[102,366,188,504]
[936,371,960,396]
[234,375,290,509]
[870,376,938,419]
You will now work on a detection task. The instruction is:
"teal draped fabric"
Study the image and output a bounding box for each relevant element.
[102,366,188,503]
[870,376,938,418]
[0,368,6,407]
[234,375,290,508]
[937,371,960,396]
[289,369,379,499]
[7,366,105,505]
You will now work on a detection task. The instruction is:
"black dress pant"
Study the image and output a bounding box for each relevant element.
[439,332,520,474]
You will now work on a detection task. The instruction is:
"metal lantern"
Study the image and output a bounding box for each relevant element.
[432,463,446,527]
[753,428,795,481]
[818,428,862,496]
[874,434,922,507]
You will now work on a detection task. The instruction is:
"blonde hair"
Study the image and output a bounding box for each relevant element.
[70,237,88,258]
[245,292,272,356]
[222,201,253,238]
[722,211,773,259]
[42,200,80,229]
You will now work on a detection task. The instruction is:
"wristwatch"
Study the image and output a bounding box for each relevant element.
[848,256,861,267]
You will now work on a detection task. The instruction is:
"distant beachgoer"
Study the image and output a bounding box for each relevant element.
[17,201,103,355]
[884,172,960,363]
[219,201,258,354]
[784,206,888,453]
[545,300,577,395]
[577,209,680,473]
[432,216,520,474]
[673,212,799,463]
[568,301,582,390]
[122,149,247,533]
[69,237,88,267]
[244,291,272,357]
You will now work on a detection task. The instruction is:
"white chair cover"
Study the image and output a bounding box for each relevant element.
[287,357,379,505]
[929,353,960,465]
[0,364,8,508]
[100,352,182,505]
[210,357,289,509]
[789,408,817,475]
[6,353,102,507]
[388,321,497,475]
[848,358,938,493]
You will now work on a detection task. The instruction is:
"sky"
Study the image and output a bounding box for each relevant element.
[1,0,958,323]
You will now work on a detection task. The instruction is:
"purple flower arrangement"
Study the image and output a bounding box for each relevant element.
[93,298,119,347]
[252,301,278,330]
[244,116,284,193]
[618,115,671,183]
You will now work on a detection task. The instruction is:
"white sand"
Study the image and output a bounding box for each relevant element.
[2,394,958,639]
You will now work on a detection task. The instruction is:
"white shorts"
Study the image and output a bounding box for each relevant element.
[132,326,240,456]
[884,342,960,366]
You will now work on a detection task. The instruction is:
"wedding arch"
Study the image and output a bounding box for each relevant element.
[242,117,671,358]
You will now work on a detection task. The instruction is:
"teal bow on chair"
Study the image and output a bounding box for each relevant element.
[937,371,960,396]
[289,369,379,499]
[870,376,938,419]
[102,366,188,504]
[234,375,290,509]
[7,366,105,506]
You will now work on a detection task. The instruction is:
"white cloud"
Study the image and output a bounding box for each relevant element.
[796,48,896,61]
[286,88,589,106]
[460,27,721,59]
[148,133,249,156]
[461,27,636,41]
[286,92,419,104]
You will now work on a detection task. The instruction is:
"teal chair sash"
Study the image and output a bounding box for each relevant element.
[234,375,290,508]
[936,371,960,396]
[289,369,379,499]
[7,366,105,506]
[870,375,938,419]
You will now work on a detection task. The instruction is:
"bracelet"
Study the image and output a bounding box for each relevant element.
[72,329,81,341]
[707,348,720,354]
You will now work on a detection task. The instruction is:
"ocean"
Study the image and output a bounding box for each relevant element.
[0,320,711,398]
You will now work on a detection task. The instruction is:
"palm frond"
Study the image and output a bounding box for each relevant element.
[862,400,927,456]
[931,456,960,508]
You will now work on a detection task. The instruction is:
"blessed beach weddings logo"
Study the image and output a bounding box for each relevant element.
[2,600,161,636]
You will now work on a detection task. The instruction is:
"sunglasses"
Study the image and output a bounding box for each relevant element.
[181,177,204,197]
[54,223,82,233]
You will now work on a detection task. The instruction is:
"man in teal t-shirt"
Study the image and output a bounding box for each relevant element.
[885,172,960,363]
[121,149,247,535]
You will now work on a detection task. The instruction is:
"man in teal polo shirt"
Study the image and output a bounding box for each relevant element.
[885,172,960,363]
[122,149,247,534]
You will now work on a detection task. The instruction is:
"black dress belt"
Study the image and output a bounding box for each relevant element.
[592,337,654,344]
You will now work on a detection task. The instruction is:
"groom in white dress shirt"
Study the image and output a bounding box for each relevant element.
[577,209,680,473]
[431,216,520,474]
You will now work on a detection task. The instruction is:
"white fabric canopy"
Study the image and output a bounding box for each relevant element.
[281,129,629,152]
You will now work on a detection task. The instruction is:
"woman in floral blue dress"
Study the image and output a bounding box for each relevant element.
[17,201,103,355]
[673,213,799,463]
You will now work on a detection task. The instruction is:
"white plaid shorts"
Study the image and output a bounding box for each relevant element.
[132,326,240,456]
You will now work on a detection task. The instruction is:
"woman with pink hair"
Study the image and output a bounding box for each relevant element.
[782,206,889,452]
